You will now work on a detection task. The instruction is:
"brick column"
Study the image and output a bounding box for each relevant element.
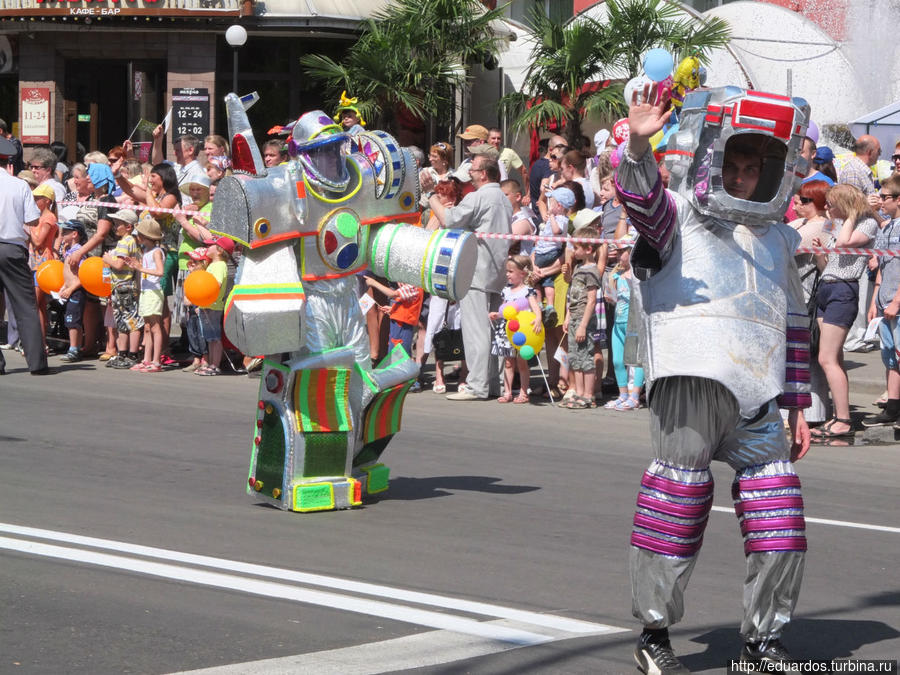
[17,38,65,156]
[165,32,218,160]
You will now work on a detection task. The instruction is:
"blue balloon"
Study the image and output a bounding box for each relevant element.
[512,332,526,346]
[698,66,708,86]
[643,48,674,83]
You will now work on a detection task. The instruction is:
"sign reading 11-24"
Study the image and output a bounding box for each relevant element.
[171,88,210,140]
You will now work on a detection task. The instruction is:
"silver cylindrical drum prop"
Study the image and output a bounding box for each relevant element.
[368,223,476,302]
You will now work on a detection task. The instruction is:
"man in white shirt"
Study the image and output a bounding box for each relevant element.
[0,137,50,374]
[429,156,512,400]
[151,126,206,187]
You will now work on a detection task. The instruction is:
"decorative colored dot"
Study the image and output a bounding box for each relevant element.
[254,436,261,446]
[248,477,256,487]
[508,319,520,332]
[254,480,264,491]
[258,400,265,409]
[254,218,270,238]
[399,192,414,210]
[265,404,274,414]
[257,420,263,428]
[336,243,359,269]
[272,488,281,499]
[513,332,526,346]
[335,212,359,238]
[324,230,338,254]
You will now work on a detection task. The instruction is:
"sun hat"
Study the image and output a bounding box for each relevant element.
[814,146,835,163]
[87,162,116,193]
[457,124,489,141]
[572,208,602,231]
[549,187,576,209]
[203,236,235,256]
[179,173,212,195]
[187,246,210,262]
[32,184,56,201]
[18,170,38,188]
[108,209,138,226]
[136,215,164,241]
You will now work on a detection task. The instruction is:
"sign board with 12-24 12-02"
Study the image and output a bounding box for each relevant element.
[172,88,209,140]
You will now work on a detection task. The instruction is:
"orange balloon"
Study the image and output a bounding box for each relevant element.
[36,259,65,294]
[78,256,111,298]
[184,269,221,307]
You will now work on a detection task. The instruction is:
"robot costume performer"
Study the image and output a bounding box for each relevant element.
[615,87,813,666]
[209,94,476,512]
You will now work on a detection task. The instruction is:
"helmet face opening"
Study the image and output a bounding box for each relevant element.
[297,138,351,191]
[666,87,809,226]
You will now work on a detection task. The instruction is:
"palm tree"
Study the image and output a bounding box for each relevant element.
[501,0,731,149]
[300,0,507,134]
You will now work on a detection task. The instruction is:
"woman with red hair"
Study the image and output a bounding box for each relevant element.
[789,179,831,428]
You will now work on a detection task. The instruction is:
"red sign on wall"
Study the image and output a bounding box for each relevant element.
[21,87,50,144]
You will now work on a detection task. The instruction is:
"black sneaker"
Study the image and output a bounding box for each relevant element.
[109,355,137,370]
[862,410,900,427]
[740,638,793,668]
[634,634,689,675]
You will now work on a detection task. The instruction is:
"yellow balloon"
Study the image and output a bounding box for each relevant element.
[502,304,517,321]
[505,310,545,354]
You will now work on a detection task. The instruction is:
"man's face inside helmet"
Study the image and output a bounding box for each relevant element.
[722,150,761,201]
[720,134,785,203]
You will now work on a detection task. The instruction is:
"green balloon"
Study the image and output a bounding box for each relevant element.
[519,345,535,360]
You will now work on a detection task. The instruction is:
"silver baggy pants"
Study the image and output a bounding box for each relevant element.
[630,376,806,640]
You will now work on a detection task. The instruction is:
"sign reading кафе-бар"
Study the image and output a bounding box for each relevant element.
[0,0,242,17]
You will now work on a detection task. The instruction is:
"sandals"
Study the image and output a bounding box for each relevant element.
[432,384,446,394]
[497,394,513,403]
[559,395,590,409]
[810,417,854,439]
[605,394,627,409]
[196,365,222,376]
[513,393,529,404]
[141,363,163,373]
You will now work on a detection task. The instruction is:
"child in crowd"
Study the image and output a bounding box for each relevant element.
[560,226,602,409]
[500,180,537,256]
[101,210,144,369]
[532,186,575,324]
[30,184,59,353]
[604,244,644,410]
[489,255,542,403]
[364,276,425,360]
[125,216,165,373]
[182,247,210,373]
[195,236,234,376]
[58,220,87,362]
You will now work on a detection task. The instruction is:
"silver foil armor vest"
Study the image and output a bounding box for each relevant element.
[627,190,804,418]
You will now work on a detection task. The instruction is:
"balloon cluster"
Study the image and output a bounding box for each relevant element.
[501,298,545,361]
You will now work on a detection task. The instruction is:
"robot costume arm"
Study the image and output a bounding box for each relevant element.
[777,232,812,410]
[614,144,677,256]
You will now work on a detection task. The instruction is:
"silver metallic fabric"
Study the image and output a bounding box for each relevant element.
[618,149,808,418]
[631,377,805,640]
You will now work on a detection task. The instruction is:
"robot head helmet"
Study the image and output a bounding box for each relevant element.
[665,86,810,226]
[289,110,352,191]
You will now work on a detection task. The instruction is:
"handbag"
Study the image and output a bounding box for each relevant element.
[432,303,465,362]
[803,267,821,358]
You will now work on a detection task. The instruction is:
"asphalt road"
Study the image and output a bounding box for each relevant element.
[1,350,898,674]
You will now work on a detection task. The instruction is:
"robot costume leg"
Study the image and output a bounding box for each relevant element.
[630,376,736,628]
[717,401,806,642]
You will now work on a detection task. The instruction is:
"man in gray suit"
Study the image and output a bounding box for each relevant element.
[429,156,512,400]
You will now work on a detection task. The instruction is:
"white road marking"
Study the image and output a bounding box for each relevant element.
[173,619,603,675]
[0,522,614,635]
[710,506,900,534]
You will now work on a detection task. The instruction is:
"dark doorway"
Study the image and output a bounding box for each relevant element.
[65,59,165,156]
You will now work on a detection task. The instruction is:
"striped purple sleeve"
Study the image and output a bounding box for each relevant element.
[778,314,812,409]
[614,172,677,251]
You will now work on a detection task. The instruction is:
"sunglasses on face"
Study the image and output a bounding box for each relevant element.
[797,196,813,204]
[879,193,897,201]
[892,154,900,162]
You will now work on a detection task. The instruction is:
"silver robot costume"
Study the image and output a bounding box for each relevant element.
[615,86,813,641]
[209,95,477,512]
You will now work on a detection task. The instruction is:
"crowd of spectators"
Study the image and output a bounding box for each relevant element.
[2,115,899,431]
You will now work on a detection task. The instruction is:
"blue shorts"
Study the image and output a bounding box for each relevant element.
[64,290,86,329]
[199,308,223,342]
[389,320,415,357]
[533,249,563,289]
[879,316,900,370]
[815,280,858,328]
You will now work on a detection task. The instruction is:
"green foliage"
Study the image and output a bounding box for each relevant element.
[501,0,731,147]
[300,0,507,130]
